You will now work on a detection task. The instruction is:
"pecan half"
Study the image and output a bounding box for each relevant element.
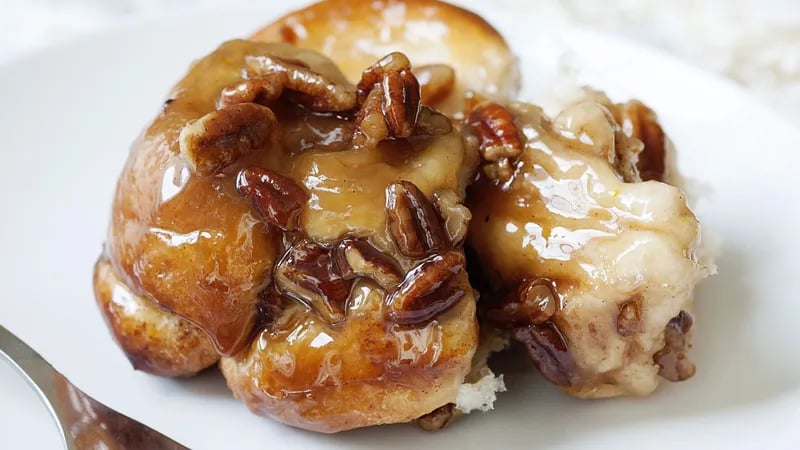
[417,403,459,431]
[179,103,276,176]
[218,73,285,109]
[356,52,412,102]
[387,251,467,326]
[382,69,421,138]
[513,321,577,387]
[620,100,666,182]
[352,52,424,147]
[654,310,696,381]
[488,278,559,328]
[415,64,456,106]
[245,55,357,111]
[616,295,643,337]
[468,102,523,162]
[433,189,471,246]
[332,238,403,290]
[385,181,447,258]
[236,167,308,231]
[468,102,523,182]
[274,239,353,324]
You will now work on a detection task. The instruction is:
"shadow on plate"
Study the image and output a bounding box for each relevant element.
[166,366,232,399]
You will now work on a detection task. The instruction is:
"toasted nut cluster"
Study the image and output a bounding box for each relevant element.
[487,278,559,328]
[468,102,523,182]
[333,238,403,290]
[387,251,467,326]
[243,55,357,111]
[512,322,577,387]
[654,311,696,381]
[415,64,456,106]
[619,100,667,182]
[385,181,447,258]
[179,103,277,176]
[274,239,354,324]
[616,296,644,337]
[236,167,308,231]
[417,403,459,431]
[433,189,472,246]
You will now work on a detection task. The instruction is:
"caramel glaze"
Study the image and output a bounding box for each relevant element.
[98,39,479,431]
[467,102,710,397]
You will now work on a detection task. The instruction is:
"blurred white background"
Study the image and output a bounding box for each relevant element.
[1,0,799,121]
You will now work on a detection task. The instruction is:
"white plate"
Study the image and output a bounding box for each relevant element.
[1,2,799,449]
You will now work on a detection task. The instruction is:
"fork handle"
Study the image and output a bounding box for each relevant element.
[0,324,188,450]
[0,324,70,441]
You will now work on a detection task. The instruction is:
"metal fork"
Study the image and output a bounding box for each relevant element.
[0,324,189,450]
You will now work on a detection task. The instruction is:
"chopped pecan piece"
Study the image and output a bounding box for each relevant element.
[179,103,277,176]
[417,403,459,431]
[245,55,357,111]
[385,181,447,258]
[654,310,696,381]
[513,321,577,387]
[620,100,666,182]
[616,296,643,337]
[387,251,467,326]
[236,167,308,231]
[274,239,353,324]
[433,189,471,246]
[218,73,285,108]
[415,64,456,106]
[332,238,403,290]
[488,278,558,328]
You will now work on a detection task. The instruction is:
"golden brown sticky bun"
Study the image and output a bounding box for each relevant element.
[465,93,712,398]
[251,0,518,116]
[93,257,219,377]
[94,34,492,431]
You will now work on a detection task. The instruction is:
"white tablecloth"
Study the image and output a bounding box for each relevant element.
[1,0,799,121]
